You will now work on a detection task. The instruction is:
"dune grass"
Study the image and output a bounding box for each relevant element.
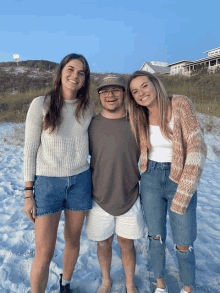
[0,88,51,123]
[0,71,220,123]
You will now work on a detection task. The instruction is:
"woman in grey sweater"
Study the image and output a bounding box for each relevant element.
[23,53,95,293]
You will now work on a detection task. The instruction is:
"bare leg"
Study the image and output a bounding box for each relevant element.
[183,285,193,293]
[117,236,137,293]
[30,211,62,293]
[62,210,87,281]
[156,277,166,289]
[97,235,114,293]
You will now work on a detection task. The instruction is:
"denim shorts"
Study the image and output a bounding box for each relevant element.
[34,168,92,217]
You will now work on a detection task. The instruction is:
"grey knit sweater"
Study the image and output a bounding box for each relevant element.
[23,96,95,182]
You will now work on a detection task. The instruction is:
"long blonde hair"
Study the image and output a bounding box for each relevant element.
[127,71,173,153]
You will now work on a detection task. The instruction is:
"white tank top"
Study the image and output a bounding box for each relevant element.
[148,115,174,162]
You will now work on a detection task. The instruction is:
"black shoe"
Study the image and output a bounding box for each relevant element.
[59,274,71,293]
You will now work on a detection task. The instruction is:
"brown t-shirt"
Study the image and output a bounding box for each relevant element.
[89,113,140,216]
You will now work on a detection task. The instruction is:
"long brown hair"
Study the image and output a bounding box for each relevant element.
[43,53,90,132]
[127,71,173,151]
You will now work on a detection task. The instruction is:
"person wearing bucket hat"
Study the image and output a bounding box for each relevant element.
[86,73,144,293]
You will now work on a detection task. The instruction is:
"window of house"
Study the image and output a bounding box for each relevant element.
[210,60,216,66]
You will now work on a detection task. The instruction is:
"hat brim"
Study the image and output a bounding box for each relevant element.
[97,84,125,92]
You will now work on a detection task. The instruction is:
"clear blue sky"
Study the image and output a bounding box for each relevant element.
[1,0,219,73]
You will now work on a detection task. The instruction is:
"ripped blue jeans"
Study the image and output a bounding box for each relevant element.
[140,160,197,287]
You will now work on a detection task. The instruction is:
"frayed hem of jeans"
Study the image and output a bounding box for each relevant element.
[65,206,92,212]
[36,209,63,217]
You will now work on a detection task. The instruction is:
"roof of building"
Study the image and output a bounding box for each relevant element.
[167,60,191,67]
[150,61,168,67]
[183,53,220,66]
[204,47,220,53]
[141,62,170,74]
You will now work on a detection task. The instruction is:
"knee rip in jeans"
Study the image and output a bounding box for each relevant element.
[148,234,163,245]
[174,244,193,253]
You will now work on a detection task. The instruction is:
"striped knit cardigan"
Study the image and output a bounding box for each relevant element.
[140,95,207,214]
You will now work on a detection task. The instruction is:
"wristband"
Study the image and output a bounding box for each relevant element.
[25,187,34,191]
[25,195,34,199]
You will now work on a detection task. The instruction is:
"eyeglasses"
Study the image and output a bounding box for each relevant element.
[99,88,123,97]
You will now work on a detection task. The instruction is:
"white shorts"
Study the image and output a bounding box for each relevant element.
[85,197,145,241]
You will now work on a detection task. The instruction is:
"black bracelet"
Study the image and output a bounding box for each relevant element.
[25,195,34,199]
[25,187,34,191]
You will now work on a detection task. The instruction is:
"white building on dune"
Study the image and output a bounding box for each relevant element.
[140,61,170,74]
[168,47,220,76]
[167,60,191,75]
[141,47,220,76]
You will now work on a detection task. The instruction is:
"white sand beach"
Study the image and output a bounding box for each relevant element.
[0,119,219,293]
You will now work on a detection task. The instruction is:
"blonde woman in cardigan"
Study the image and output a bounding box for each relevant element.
[23,53,95,293]
[127,71,207,293]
